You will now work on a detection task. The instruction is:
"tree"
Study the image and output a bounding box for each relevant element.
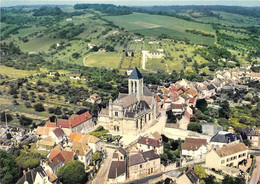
[0,111,13,122]
[193,60,199,74]
[91,151,102,165]
[54,107,62,115]
[188,122,202,133]
[196,99,208,113]
[25,102,32,108]
[19,115,33,126]
[0,150,20,184]
[48,107,55,113]
[204,174,217,184]
[72,52,80,59]
[15,151,41,170]
[57,161,87,184]
[194,165,206,179]
[219,101,231,119]
[34,103,45,112]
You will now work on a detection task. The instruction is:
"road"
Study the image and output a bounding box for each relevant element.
[142,51,149,70]
[250,151,260,184]
[92,146,114,184]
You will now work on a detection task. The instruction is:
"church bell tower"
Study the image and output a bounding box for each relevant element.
[128,67,143,101]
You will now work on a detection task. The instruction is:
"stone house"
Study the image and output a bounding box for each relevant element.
[181,138,207,160]
[205,142,248,169]
[137,136,163,154]
[129,150,161,180]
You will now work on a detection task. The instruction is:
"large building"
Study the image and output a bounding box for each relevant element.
[98,67,158,133]
[205,142,248,170]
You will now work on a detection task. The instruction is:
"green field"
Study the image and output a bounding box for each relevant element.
[84,52,122,68]
[105,13,216,45]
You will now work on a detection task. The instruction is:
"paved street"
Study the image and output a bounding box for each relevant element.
[92,146,114,184]
[250,152,260,184]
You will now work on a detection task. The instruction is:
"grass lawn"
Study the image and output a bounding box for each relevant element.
[84,52,122,68]
[0,66,37,79]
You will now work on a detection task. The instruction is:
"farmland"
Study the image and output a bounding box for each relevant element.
[105,13,216,45]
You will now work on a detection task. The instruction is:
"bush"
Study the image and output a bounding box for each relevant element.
[187,122,202,133]
[48,107,55,113]
[34,103,45,112]
[19,115,33,126]
[25,102,32,108]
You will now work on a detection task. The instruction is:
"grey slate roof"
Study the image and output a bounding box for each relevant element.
[17,166,47,184]
[129,67,143,79]
[143,86,153,96]
[108,161,126,179]
[129,150,160,166]
[210,131,240,143]
[185,168,199,183]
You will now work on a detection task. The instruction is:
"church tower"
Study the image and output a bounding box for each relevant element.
[128,67,143,101]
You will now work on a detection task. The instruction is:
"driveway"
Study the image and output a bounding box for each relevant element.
[92,146,114,184]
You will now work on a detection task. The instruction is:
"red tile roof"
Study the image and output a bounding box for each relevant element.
[44,122,56,128]
[154,94,161,102]
[189,98,195,103]
[137,137,162,147]
[170,84,178,91]
[57,111,92,128]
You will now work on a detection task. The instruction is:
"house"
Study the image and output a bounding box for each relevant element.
[242,126,260,148]
[181,138,207,160]
[148,131,162,141]
[36,136,56,151]
[250,72,260,81]
[72,142,93,168]
[17,166,49,184]
[50,128,65,144]
[137,136,163,154]
[47,150,65,174]
[80,134,101,152]
[210,131,241,149]
[88,93,102,104]
[205,142,248,169]
[70,74,81,80]
[36,127,54,138]
[88,43,96,49]
[134,37,143,42]
[148,38,159,44]
[66,18,72,21]
[125,50,134,57]
[163,168,199,184]
[177,168,199,184]
[129,150,161,180]
[57,110,94,133]
[150,50,163,56]
[108,161,126,183]
[171,103,185,115]
[44,122,56,128]
[112,147,127,161]
[202,124,223,136]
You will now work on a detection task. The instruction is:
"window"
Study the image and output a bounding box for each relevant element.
[221,160,225,164]
[140,164,142,168]
[115,112,118,116]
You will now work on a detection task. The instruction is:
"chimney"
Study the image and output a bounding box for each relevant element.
[23,170,26,175]
[146,138,148,145]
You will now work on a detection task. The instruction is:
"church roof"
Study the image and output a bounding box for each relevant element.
[129,67,143,79]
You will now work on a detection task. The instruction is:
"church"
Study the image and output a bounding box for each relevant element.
[98,67,158,133]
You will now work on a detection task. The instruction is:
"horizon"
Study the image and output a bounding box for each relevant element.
[1,0,260,7]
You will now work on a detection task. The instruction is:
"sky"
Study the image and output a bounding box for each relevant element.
[1,0,260,7]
